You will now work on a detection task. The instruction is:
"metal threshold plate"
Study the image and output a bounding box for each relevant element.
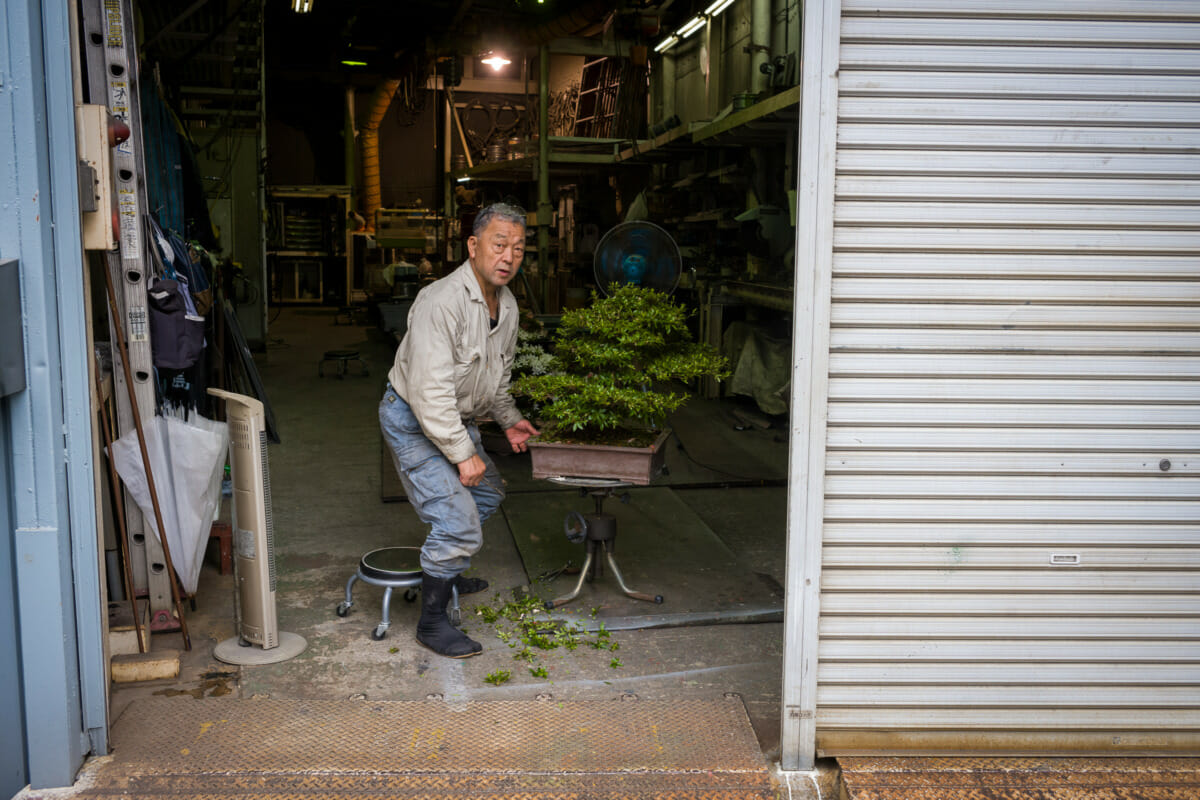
[839,756,1200,800]
[81,697,776,799]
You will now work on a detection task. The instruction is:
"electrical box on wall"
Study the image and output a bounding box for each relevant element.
[75,103,116,251]
[0,259,26,398]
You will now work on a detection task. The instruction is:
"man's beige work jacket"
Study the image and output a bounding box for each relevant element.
[388,259,522,464]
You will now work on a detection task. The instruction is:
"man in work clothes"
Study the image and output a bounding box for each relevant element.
[380,202,540,658]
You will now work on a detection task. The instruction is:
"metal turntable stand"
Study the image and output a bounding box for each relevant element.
[544,476,664,610]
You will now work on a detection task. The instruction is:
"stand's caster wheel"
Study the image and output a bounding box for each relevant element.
[371,625,388,641]
[653,595,664,604]
[336,602,352,617]
[404,588,418,602]
[238,637,252,647]
[448,606,461,626]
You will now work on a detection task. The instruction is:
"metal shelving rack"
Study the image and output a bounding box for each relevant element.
[266,185,351,304]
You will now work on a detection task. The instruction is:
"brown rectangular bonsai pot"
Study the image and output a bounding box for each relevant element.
[528,428,671,485]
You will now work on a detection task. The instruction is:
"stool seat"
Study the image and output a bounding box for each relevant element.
[318,349,368,379]
[359,546,422,581]
[335,546,458,640]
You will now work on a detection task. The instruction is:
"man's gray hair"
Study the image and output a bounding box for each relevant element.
[472,202,527,237]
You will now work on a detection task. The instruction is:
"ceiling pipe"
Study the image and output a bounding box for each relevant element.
[359,78,400,232]
[659,45,676,122]
[344,87,358,218]
[750,0,771,94]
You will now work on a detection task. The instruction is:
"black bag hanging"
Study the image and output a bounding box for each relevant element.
[148,277,205,370]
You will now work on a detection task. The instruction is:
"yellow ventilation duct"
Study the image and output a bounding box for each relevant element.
[360,78,400,232]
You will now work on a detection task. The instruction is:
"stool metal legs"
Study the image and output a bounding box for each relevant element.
[546,538,662,609]
[604,548,661,604]
[319,352,368,379]
[336,569,460,640]
[547,548,594,609]
[546,495,664,609]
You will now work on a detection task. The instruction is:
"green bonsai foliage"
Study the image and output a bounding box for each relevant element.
[484,669,512,686]
[472,589,622,684]
[513,285,729,441]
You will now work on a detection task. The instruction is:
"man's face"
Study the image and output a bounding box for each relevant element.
[467,218,525,292]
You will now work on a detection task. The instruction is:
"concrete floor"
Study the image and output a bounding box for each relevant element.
[109,304,791,764]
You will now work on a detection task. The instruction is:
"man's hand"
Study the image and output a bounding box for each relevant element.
[504,419,540,453]
[456,454,487,487]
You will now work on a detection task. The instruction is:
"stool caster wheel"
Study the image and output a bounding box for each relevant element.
[336,601,352,617]
[653,595,664,604]
[371,625,388,641]
[404,589,418,602]
[448,607,461,627]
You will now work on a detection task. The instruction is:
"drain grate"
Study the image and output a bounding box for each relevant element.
[79,697,777,799]
[839,756,1200,800]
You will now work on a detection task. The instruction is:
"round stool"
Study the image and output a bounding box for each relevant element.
[335,546,459,640]
[319,349,368,379]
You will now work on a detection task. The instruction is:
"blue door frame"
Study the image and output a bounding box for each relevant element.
[0,416,26,799]
[2,0,109,791]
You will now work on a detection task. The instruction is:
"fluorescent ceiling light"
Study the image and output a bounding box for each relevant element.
[706,0,736,14]
[481,52,511,71]
[654,35,679,53]
[678,15,706,38]
[341,60,368,66]
[291,0,312,12]
[456,176,471,183]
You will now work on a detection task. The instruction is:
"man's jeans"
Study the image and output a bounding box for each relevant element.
[379,385,504,579]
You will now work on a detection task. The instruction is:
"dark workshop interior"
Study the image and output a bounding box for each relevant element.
[87,0,804,792]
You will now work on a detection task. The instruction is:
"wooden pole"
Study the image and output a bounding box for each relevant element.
[93,365,146,653]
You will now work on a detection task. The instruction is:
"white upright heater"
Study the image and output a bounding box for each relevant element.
[209,388,306,664]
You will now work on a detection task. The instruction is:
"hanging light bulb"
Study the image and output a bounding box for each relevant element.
[481,51,511,71]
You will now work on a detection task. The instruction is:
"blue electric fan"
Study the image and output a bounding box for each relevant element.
[593,221,682,294]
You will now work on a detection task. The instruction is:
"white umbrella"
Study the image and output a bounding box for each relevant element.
[111,409,227,595]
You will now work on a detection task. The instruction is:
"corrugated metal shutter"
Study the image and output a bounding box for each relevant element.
[817,0,1200,754]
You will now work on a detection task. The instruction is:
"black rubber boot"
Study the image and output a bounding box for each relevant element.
[416,574,482,659]
[455,574,489,595]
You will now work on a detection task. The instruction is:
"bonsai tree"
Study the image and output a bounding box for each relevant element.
[513,284,729,445]
[509,327,555,418]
